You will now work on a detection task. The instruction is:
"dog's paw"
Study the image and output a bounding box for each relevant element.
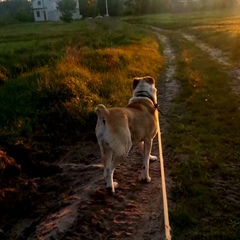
[140,176,151,183]
[150,155,158,162]
[106,182,118,194]
[106,187,114,194]
[113,181,119,188]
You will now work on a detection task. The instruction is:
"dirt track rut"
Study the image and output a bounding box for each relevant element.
[182,33,240,97]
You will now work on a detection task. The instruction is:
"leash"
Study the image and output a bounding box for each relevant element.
[156,109,171,240]
[134,86,170,237]
[154,103,164,116]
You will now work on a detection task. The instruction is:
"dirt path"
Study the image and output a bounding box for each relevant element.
[182,33,240,97]
[131,28,179,240]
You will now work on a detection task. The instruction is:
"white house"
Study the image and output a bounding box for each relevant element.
[32,0,82,22]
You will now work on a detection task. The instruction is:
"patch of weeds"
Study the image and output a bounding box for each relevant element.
[170,208,197,234]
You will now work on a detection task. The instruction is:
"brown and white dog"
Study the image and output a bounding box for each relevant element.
[95,76,159,193]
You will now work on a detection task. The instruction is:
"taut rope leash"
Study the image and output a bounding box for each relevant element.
[156,109,171,240]
[134,90,171,238]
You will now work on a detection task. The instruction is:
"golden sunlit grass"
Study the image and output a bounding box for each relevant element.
[218,15,240,24]
[0,19,163,157]
[38,37,162,125]
[181,49,204,91]
[126,9,240,63]
[194,24,240,34]
[184,14,240,63]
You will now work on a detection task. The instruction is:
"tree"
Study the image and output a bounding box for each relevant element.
[57,0,77,22]
[123,0,171,15]
[200,0,238,10]
[124,0,141,15]
[96,0,105,16]
[108,0,124,16]
[123,0,134,14]
[141,0,151,14]
[79,0,97,17]
[0,0,33,23]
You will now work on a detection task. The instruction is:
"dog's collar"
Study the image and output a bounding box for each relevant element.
[135,91,164,115]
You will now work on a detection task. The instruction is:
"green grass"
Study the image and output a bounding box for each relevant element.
[0,19,163,159]
[124,9,240,29]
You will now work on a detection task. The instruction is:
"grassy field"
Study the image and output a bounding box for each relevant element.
[0,19,163,159]
[166,31,240,239]
[1,9,240,240]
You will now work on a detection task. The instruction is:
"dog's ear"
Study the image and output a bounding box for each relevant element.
[144,76,155,85]
[133,77,140,90]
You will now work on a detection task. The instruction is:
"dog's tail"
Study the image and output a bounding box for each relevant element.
[95,104,109,118]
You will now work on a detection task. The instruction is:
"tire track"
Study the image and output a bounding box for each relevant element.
[151,27,180,132]
[182,33,240,97]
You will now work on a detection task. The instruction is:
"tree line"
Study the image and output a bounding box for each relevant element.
[0,0,239,24]
[68,0,240,17]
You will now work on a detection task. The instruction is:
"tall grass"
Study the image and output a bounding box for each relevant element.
[0,19,163,159]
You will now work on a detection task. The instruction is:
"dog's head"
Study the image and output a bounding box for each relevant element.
[132,76,157,103]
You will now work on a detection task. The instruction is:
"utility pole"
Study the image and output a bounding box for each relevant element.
[105,0,109,17]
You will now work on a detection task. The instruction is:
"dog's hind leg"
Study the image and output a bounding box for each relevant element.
[99,142,125,193]
[141,138,152,182]
[106,140,132,193]
[99,141,113,184]
[105,155,121,193]
[138,141,157,162]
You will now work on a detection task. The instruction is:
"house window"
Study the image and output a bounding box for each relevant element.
[37,1,41,5]
[36,11,41,17]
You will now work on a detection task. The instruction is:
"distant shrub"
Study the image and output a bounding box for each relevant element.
[57,0,77,22]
